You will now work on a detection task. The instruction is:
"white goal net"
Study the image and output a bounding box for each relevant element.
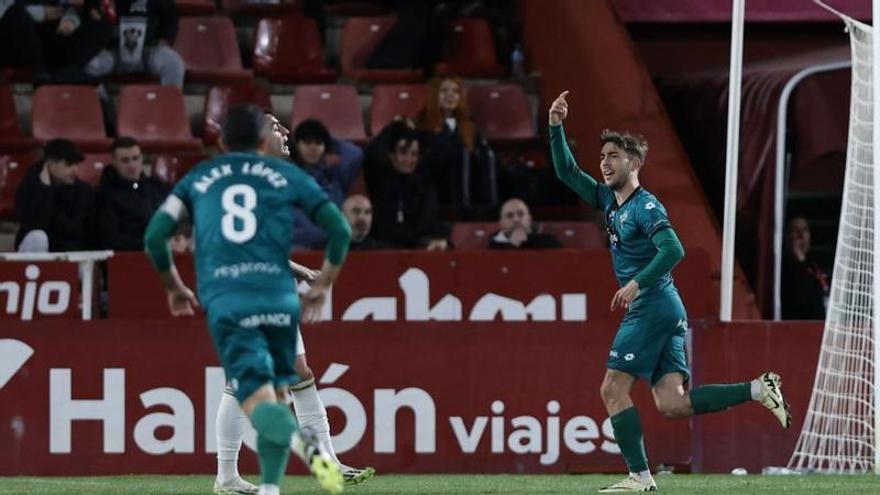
[788,17,878,473]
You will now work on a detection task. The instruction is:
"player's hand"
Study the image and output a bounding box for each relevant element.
[549,90,569,126]
[301,285,328,323]
[167,285,199,316]
[509,226,529,247]
[610,279,640,312]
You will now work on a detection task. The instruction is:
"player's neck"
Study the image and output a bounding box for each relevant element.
[613,179,640,205]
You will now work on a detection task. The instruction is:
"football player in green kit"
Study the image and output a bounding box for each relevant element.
[549,91,791,493]
[144,105,350,495]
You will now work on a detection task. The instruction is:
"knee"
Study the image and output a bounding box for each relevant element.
[656,398,689,419]
[17,229,49,252]
[150,46,185,86]
[85,50,113,76]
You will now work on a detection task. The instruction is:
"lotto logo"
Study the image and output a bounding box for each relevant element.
[624,353,635,361]
[645,202,656,210]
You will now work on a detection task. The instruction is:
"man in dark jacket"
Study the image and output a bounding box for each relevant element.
[81,0,184,86]
[342,194,391,250]
[364,121,447,250]
[96,136,169,250]
[15,138,95,251]
[489,198,561,250]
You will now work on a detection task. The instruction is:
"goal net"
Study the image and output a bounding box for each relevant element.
[788,17,877,473]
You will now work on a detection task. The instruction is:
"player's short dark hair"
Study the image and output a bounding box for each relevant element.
[223,104,267,151]
[600,129,648,163]
[112,136,139,151]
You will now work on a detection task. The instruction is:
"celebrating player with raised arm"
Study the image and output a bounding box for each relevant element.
[549,91,791,493]
[210,113,374,495]
[144,105,351,495]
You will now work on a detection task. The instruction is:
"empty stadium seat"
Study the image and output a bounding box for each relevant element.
[253,15,338,83]
[0,85,36,151]
[117,85,201,152]
[341,17,423,83]
[175,0,217,15]
[435,18,505,78]
[75,153,112,188]
[291,84,366,143]
[467,84,536,143]
[538,222,605,249]
[0,151,37,219]
[222,0,301,16]
[204,83,273,146]
[175,17,252,83]
[152,153,208,184]
[450,222,498,250]
[31,85,110,151]
[369,84,427,136]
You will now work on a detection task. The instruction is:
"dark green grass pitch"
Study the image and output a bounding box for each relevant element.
[0,474,877,494]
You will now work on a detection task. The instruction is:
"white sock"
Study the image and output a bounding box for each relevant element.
[750,379,762,401]
[631,469,654,483]
[291,378,341,465]
[216,389,247,483]
[258,484,280,495]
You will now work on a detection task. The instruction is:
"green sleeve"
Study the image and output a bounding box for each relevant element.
[633,228,685,288]
[314,201,352,266]
[143,210,178,273]
[550,124,599,207]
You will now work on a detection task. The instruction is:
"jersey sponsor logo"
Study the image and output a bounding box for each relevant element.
[213,262,283,279]
[645,202,656,210]
[239,312,292,328]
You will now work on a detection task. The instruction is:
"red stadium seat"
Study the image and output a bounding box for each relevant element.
[31,85,111,151]
[117,85,201,152]
[291,84,366,143]
[153,153,208,184]
[340,17,423,83]
[435,18,505,78]
[325,0,391,16]
[222,0,301,16]
[538,221,605,249]
[450,222,497,250]
[0,85,37,151]
[467,84,536,143]
[175,0,216,15]
[369,84,427,136]
[175,17,252,83]
[75,153,112,188]
[203,83,273,146]
[0,151,38,219]
[253,15,338,83]
[0,68,32,84]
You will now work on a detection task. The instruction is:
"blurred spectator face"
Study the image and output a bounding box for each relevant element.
[438,78,462,116]
[112,144,144,181]
[296,139,326,166]
[788,217,811,258]
[46,159,77,185]
[264,114,290,158]
[499,198,532,235]
[390,139,420,174]
[343,194,373,242]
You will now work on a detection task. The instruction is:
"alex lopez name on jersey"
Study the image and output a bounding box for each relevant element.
[194,161,289,194]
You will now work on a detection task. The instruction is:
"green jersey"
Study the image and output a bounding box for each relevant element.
[168,152,330,307]
[596,185,673,293]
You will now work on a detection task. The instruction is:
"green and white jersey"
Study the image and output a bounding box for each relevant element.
[164,152,329,307]
[597,185,674,294]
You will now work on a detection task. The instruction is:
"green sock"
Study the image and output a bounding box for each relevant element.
[251,402,298,486]
[689,382,752,415]
[609,407,649,473]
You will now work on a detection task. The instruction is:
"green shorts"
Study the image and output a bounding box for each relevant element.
[606,288,690,386]
[206,292,302,403]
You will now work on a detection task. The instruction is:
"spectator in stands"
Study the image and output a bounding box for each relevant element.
[365,0,446,73]
[365,120,448,250]
[782,216,830,320]
[488,198,561,249]
[417,75,496,214]
[289,119,363,250]
[95,136,169,250]
[14,138,95,252]
[82,0,184,87]
[342,194,391,250]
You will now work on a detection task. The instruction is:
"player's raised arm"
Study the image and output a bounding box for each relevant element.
[548,91,600,207]
[144,195,199,316]
[301,201,352,323]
